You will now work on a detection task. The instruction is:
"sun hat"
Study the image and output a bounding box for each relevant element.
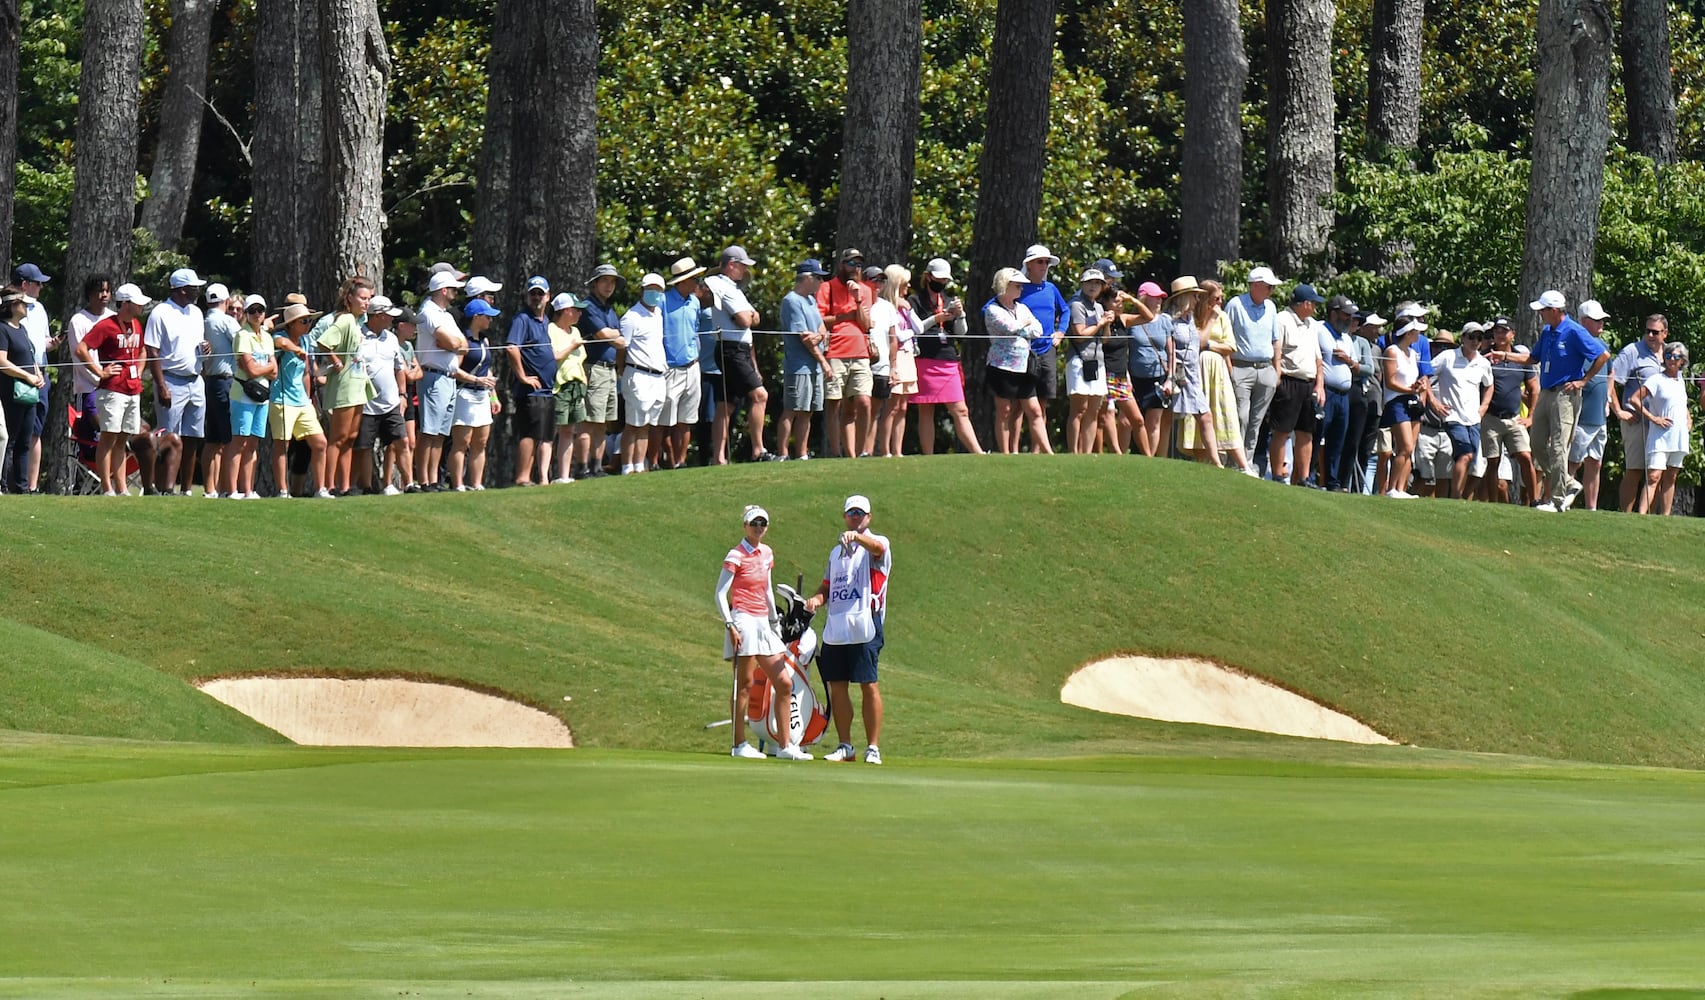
[113,283,151,306]
[925,258,954,281]
[1022,244,1060,268]
[428,271,465,293]
[550,292,588,312]
[1529,289,1567,311]
[285,292,307,306]
[1136,281,1166,299]
[204,283,230,304]
[463,298,500,319]
[795,258,831,277]
[1247,265,1279,286]
[667,258,707,285]
[1579,299,1610,321]
[1168,275,1204,298]
[168,267,204,289]
[465,275,502,297]
[844,494,872,515]
[586,263,626,288]
[367,294,402,317]
[1431,329,1457,347]
[277,303,323,327]
[743,504,770,525]
[721,245,757,266]
[13,263,50,284]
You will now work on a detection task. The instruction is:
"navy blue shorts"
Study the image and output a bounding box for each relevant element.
[817,616,884,685]
[1447,423,1480,460]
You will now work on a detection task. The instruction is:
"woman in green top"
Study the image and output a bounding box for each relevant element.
[316,276,376,494]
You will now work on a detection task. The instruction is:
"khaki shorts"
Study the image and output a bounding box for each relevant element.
[826,357,873,401]
[1413,427,1452,480]
[1621,417,1650,471]
[268,403,323,441]
[95,389,142,435]
[1479,414,1530,460]
[555,380,587,426]
[585,363,619,423]
[1376,426,1393,455]
[660,364,701,426]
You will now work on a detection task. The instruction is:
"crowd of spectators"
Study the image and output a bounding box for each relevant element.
[0,250,1693,512]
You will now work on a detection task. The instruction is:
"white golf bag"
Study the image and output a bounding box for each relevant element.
[743,582,830,750]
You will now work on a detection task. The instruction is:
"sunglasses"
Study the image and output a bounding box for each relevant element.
[748,518,768,528]
[1646,328,1667,335]
[246,305,266,314]
[844,508,867,517]
[529,289,548,295]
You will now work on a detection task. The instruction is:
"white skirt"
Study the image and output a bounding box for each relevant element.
[454,388,492,428]
[723,609,784,660]
[1065,354,1107,397]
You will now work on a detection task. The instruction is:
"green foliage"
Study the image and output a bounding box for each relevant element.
[12,0,82,275]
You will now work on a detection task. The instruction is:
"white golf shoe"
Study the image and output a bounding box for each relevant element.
[730,742,764,759]
[775,744,813,761]
[824,744,855,762]
[863,746,882,765]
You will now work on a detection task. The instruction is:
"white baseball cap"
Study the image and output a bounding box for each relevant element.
[1397,301,1428,320]
[204,282,230,304]
[1579,299,1610,321]
[640,272,666,290]
[168,267,204,289]
[742,504,770,525]
[428,271,466,293]
[1529,289,1567,311]
[244,294,267,312]
[1247,265,1280,286]
[113,283,151,306]
[367,294,403,317]
[844,494,872,515]
[925,258,953,281]
[1360,312,1387,326]
[1021,244,1060,267]
[465,276,503,296]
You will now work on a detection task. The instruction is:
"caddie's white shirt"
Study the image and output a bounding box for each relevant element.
[704,273,755,345]
[619,302,667,372]
[414,298,463,373]
[358,328,406,414]
[144,299,206,379]
[68,307,114,395]
[821,532,892,646]
[22,299,49,363]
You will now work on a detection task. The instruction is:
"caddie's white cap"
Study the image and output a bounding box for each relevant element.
[742,504,770,525]
[428,271,466,293]
[204,282,230,304]
[1529,289,1567,311]
[1579,298,1610,320]
[1247,265,1280,286]
[844,494,872,515]
[113,283,151,306]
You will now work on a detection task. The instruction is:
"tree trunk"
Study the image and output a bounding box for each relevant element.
[317,0,389,304]
[0,0,21,272]
[1621,0,1675,166]
[965,0,1055,440]
[137,0,214,250]
[1265,0,1336,276]
[1518,0,1613,342]
[473,0,598,486]
[1179,0,1245,279]
[836,0,923,266]
[251,0,323,304]
[1366,0,1421,276]
[47,0,144,494]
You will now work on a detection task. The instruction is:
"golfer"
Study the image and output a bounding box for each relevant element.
[805,494,891,764]
[716,505,811,761]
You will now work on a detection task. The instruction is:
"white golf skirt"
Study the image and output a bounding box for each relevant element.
[724,610,784,660]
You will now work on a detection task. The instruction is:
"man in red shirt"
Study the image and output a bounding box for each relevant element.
[815,248,874,458]
[75,282,152,495]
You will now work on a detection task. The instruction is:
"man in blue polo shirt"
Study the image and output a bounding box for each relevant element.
[661,257,708,468]
[576,265,626,478]
[1529,289,1611,512]
[1225,265,1280,463]
[1016,244,1068,447]
[505,275,559,485]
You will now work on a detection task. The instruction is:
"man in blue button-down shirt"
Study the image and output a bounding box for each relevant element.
[1225,265,1281,461]
[1529,289,1611,512]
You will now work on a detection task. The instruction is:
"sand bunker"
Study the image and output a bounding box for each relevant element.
[196,677,574,748]
[1061,656,1394,745]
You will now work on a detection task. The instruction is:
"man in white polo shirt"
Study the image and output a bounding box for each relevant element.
[705,245,776,462]
[618,272,670,474]
[144,267,208,494]
[1268,282,1325,485]
[413,269,467,491]
[356,295,409,495]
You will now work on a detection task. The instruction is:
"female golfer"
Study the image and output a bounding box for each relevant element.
[716,505,811,761]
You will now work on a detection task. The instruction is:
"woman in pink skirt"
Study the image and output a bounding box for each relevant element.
[907,258,985,455]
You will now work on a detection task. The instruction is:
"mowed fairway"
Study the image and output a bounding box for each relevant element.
[4,741,1705,999]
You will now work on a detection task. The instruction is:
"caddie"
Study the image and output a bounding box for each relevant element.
[804,494,891,765]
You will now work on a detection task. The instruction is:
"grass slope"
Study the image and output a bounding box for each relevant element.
[2,456,1704,766]
[3,746,1705,998]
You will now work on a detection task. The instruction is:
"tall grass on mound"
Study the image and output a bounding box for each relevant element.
[2,456,1704,766]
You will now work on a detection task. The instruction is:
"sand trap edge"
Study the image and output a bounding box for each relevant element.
[1061,656,1396,745]
[196,675,575,748]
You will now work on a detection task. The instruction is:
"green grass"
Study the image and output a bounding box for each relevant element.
[3,456,1705,766]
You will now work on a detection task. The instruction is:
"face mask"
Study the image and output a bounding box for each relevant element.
[642,289,664,308]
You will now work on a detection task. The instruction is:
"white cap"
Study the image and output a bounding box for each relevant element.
[925,258,953,281]
[1529,289,1567,311]
[844,494,872,515]
[244,294,267,312]
[1397,301,1428,320]
[1079,268,1106,284]
[550,292,586,312]
[428,271,466,293]
[168,267,204,289]
[1021,244,1059,267]
[640,272,666,290]
[113,283,151,306]
[1247,265,1280,286]
[367,294,402,317]
[204,282,230,303]
[465,275,502,296]
[742,504,770,525]
[1360,312,1387,326]
[1397,319,1427,337]
[1579,298,1610,321]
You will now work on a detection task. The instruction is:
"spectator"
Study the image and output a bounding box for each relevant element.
[505,276,560,487]
[983,266,1049,454]
[1181,279,1253,472]
[1127,281,1172,457]
[144,268,209,496]
[803,494,892,765]
[1313,296,1360,490]
[693,270,726,466]
[817,248,874,458]
[907,258,983,455]
[1529,290,1611,512]
[1412,331,1456,498]
[354,295,408,496]
[1225,265,1281,463]
[778,259,831,461]
[66,275,113,455]
[392,307,423,493]
[1347,311,1386,494]
[1476,317,1536,503]
[1380,319,1428,499]
[267,303,329,497]
[1609,313,1668,512]
[1268,283,1326,485]
[414,270,468,492]
[1567,302,1614,511]
[577,264,626,477]
[659,259,706,469]
[1016,245,1069,446]
[1092,259,1155,455]
[200,283,241,497]
[1430,325,1494,499]
[1160,276,1220,467]
[448,299,501,491]
[11,264,54,493]
[73,283,152,496]
[864,265,894,452]
[0,286,47,492]
[878,265,920,459]
[464,275,502,305]
[316,276,377,496]
[546,293,589,483]
[1065,267,1113,454]
[1626,342,1691,516]
[716,504,807,761]
[222,295,276,499]
[706,246,774,462]
[618,272,671,474]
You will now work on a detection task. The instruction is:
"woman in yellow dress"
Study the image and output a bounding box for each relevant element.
[1179,280,1253,473]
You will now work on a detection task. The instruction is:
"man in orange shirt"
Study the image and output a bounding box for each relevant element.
[816,248,874,458]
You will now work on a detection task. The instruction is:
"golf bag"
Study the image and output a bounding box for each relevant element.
[743,583,830,750]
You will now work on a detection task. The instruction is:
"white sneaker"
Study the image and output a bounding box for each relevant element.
[1242,466,1261,478]
[824,743,855,762]
[864,746,883,765]
[1533,500,1559,513]
[383,484,402,496]
[455,484,469,492]
[102,489,119,497]
[1558,484,1582,512]
[775,744,813,761]
[551,477,573,485]
[730,742,764,759]
[314,488,334,498]
[1384,489,1417,499]
[204,490,221,499]
[244,491,261,500]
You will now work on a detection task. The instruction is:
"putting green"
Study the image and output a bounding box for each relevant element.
[5,743,1705,998]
